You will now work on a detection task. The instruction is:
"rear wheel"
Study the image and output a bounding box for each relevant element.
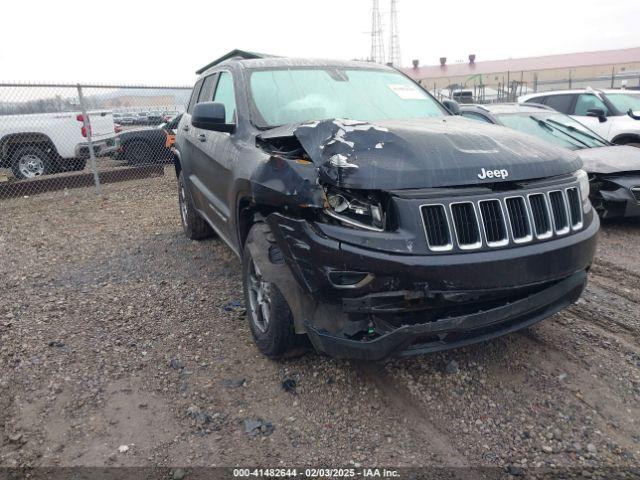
[178,171,214,240]
[124,140,152,165]
[243,223,298,358]
[11,146,54,179]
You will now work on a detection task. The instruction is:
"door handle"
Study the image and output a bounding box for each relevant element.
[198,133,207,142]
[182,125,190,132]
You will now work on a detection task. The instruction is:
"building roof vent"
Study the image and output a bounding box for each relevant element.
[440,57,447,66]
[412,59,419,68]
[469,54,476,64]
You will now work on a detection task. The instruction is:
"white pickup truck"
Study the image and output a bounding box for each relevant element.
[0,110,119,179]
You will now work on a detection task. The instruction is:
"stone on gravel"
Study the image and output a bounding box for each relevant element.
[221,378,245,388]
[244,418,274,437]
[172,468,186,480]
[445,360,459,374]
[281,378,297,393]
[170,359,184,370]
[506,465,523,476]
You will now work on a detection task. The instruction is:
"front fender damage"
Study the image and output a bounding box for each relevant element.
[244,219,350,336]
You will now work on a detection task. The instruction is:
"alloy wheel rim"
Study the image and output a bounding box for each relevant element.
[18,154,44,178]
[247,259,271,333]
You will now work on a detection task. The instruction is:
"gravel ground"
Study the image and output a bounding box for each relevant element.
[1,169,639,476]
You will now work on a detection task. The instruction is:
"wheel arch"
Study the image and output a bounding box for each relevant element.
[611,132,640,145]
[0,132,59,164]
[172,147,182,178]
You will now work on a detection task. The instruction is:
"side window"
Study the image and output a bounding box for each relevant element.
[544,94,574,114]
[461,111,492,123]
[525,96,547,106]
[197,74,218,103]
[187,79,203,114]
[212,72,237,124]
[574,94,609,116]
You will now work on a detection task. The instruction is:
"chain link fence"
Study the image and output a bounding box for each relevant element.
[0,83,191,199]
[425,67,640,104]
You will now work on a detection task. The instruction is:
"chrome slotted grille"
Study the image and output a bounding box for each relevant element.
[528,193,552,238]
[421,204,452,251]
[450,202,482,249]
[479,200,508,246]
[505,196,532,243]
[420,182,584,252]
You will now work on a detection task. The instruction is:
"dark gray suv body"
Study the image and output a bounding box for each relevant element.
[173,51,598,360]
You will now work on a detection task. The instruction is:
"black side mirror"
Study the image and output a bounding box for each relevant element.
[586,108,607,123]
[192,102,235,133]
[442,99,461,115]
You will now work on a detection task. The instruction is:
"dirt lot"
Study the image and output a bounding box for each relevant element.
[1,170,639,476]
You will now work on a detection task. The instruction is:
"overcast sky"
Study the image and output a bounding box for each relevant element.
[1,0,638,86]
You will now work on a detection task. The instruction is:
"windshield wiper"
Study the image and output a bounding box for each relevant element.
[529,116,590,148]
[545,118,608,146]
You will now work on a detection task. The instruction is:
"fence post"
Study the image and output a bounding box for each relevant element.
[76,84,101,195]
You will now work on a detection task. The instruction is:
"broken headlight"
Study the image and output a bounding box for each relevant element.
[574,169,591,211]
[324,188,386,231]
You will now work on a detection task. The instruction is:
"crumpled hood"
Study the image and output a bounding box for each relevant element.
[577,145,640,175]
[259,116,582,190]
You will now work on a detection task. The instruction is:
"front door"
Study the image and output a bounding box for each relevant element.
[189,71,238,243]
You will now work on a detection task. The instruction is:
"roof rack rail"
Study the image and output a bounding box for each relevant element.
[196,49,279,74]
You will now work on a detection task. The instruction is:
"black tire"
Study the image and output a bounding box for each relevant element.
[242,223,298,358]
[124,140,152,165]
[11,146,54,179]
[178,171,214,240]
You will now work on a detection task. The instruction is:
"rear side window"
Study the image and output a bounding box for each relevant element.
[525,96,547,106]
[544,94,574,114]
[212,72,237,123]
[574,94,609,116]
[187,79,203,114]
[198,74,218,103]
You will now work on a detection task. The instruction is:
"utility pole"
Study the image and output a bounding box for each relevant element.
[370,0,385,64]
[388,0,401,67]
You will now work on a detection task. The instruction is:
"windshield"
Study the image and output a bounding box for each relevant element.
[249,68,447,128]
[496,113,607,150]
[606,92,640,113]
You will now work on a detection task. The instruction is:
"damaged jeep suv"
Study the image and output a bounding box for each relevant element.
[174,51,598,360]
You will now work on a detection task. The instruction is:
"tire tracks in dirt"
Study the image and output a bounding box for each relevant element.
[355,362,489,479]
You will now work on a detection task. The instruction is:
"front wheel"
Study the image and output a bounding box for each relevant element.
[243,223,298,358]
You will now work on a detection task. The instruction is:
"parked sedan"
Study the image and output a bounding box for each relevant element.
[460,103,640,218]
[116,114,181,164]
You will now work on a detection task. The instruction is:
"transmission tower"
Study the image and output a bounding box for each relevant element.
[370,0,385,64]
[388,0,401,67]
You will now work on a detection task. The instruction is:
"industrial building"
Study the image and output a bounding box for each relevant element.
[402,47,640,102]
